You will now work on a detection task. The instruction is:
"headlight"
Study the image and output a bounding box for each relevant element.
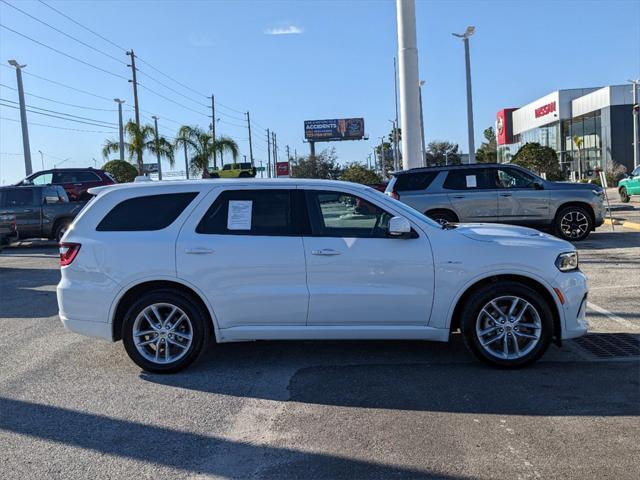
[555,252,579,271]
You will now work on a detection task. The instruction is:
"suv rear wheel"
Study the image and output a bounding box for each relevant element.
[54,219,71,243]
[426,209,458,225]
[460,281,553,368]
[554,205,593,241]
[122,290,209,373]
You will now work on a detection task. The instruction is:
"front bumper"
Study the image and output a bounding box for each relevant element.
[554,270,589,339]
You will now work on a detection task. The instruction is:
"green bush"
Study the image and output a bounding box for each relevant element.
[102,160,137,183]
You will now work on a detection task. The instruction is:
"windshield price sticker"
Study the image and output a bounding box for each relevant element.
[227,200,253,230]
[466,175,477,188]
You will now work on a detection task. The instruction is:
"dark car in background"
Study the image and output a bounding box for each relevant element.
[386,163,605,241]
[17,168,115,201]
[0,185,84,242]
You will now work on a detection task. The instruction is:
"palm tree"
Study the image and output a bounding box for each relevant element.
[102,121,174,175]
[173,125,239,178]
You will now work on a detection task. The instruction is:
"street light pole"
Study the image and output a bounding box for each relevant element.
[8,60,33,175]
[453,26,476,164]
[419,80,426,166]
[38,150,44,171]
[151,116,162,180]
[631,79,640,169]
[114,99,125,162]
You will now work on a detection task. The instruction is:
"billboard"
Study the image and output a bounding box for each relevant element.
[304,118,364,142]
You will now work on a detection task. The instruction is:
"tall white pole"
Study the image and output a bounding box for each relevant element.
[463,37,476,163]
[419,80,426,165]
[395,0,422,170]
[631,79,639,169]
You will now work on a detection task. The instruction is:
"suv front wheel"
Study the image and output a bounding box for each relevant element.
[122,290,209,373]
[554,205,593,241]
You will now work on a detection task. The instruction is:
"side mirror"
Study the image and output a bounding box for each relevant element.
[388,216,412,238]
[533,181,544,190]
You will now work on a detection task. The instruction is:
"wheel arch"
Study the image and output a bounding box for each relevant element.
[448,273,562,345]
[51,216,74,240]
[425,208,459,222]
[554,201,595,223]
[110,278,219,342]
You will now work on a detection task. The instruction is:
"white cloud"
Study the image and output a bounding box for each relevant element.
[264,25,303,35]
[188,34,214,47]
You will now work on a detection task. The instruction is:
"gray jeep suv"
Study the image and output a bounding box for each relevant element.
[385,163,605,241]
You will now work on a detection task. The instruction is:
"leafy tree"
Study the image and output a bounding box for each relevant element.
[476,127,497,163]
[425,141,461,166]
[101,160,138,183]
[374,142,394,175]
[511,142,563,180]
[174,125,238,178]
[102,121,174,175]
[291,148,342,179]
[340,162,382,184]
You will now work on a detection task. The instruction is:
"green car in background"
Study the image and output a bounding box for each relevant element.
[618,166,640,202]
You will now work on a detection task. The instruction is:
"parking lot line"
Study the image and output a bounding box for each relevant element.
[588,302,640,330]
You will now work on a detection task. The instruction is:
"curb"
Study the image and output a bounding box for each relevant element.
[603,218,640,231]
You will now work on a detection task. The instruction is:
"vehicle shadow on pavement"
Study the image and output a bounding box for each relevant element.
[0,396,469,479]
[142,341,639,417]
[577,231,640,250]
[0,267,60,318]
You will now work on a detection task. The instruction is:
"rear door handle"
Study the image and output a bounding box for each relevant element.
[311,249,341,256]
[451,195,465,199]
[499,193,512,197]
[185,247,214,255]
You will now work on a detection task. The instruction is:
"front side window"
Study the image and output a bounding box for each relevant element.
[44,187,61,204]
[31,173,53,185]
[53,171,100,184]
[443,168,498,190]
[97,192,198,231]
[306,190,392,238]
[197,189,295,236]
[497,168,535,188]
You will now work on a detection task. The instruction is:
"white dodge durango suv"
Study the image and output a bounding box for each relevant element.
[57,179,588,372]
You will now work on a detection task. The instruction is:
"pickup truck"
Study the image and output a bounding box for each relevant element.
[0,185,84,242]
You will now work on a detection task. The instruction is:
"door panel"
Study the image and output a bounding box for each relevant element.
[303,189,434,326]
[176,188,309,328]
[443,168,499,221]
[496,167,549,224]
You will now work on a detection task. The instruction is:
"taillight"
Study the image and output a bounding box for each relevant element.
[59,242,81,267]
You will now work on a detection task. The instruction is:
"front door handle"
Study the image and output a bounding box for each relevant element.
[185,247,214,255]
[311,249,341,256]
[499,193,513,197]
[451,195,465,199]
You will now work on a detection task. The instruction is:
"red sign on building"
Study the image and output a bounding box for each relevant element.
[534,101,556,118]
[276,161,290,177]
[496,108,516,145]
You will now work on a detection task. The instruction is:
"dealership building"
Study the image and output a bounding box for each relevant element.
[496,85,636,177]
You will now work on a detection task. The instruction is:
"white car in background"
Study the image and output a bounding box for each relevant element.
[57,179,588,372]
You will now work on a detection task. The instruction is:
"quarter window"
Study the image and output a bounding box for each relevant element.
[97,192,198,231]
[443,168,498,190]
[196,189,295,236]
[306,190,393,238]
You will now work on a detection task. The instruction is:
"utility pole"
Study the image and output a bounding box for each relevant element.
[367,153,372,169]
[126,50,142,172]
[246,111,254,166]
[286,145,290,161]
[152,116,162,180]
[373,147,378,172]
[114,99,125,162]
[389,119,398,171]
[8,60,32,175]
[453,26,476,164]
[266,128,271,178]
[211,95,217,168]
[379,136,386,177]
[395,0,422,169]
[419,80,426,166]
[273,132,278,165]
[631,79,640,169]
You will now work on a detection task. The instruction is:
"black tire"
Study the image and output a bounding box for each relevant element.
[460,281,553,368]
[553,205,593,242]
[426,209,458,225]
[54,219,71,243]
[619,187,630,203]
[122,290,210,373]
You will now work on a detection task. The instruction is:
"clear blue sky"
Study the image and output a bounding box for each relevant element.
[1,0,639,184]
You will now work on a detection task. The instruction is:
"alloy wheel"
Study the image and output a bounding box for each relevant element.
[475,295,542,360]
[560,211,589,239]
[132,303,193,365]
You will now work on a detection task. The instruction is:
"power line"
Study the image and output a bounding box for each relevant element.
[0,82,117,111]
[0,103,117,129]
[0,24,129,80]
[1,0,126,66]
[137,69,208,108]
[1,116,115,133]
[137,83,209,117]
[0,98,117,125]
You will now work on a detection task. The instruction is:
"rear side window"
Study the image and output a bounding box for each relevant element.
[197,189,295,236]
[443,168,497,190]
[54,171,100,184]
[97,192,198,231]
[393,172,438,191]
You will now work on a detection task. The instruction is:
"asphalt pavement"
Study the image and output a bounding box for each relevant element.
[0,224,638,479]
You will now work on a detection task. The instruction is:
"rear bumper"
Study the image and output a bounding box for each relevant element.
[60,313,113,341]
